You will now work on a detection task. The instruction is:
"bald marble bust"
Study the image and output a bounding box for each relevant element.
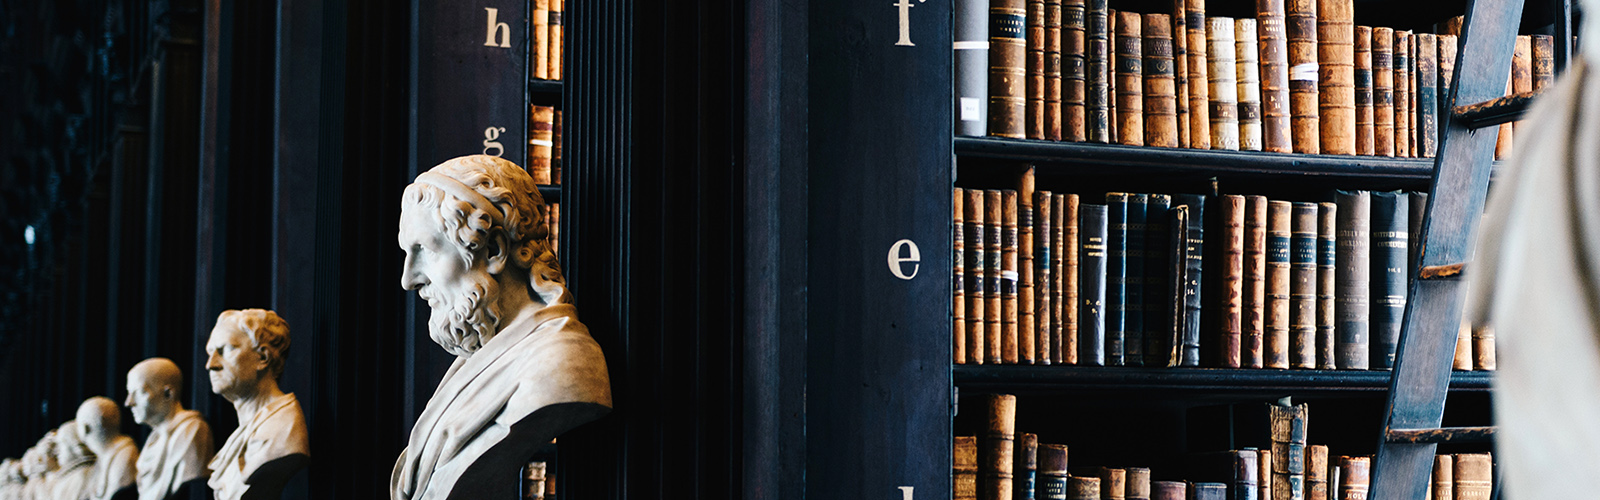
[206,309,309,500]
[80,397,139,500]
[392,155,611,500]
[127,358,215,500]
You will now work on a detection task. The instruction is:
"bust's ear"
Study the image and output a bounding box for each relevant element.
[486,232,510,274]
[254,347,271,373]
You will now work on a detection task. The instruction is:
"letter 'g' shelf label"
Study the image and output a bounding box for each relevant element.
[888,239,922,280]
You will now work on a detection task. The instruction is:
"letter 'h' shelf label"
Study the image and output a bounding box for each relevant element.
[415,1,528,171]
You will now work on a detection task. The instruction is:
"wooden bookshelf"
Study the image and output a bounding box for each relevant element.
[956,137,1437,179]
[538,185,562,204]
[954,365,1491,396]
[529,79,564,95]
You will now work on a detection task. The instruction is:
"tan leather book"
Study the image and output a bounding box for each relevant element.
[1259,449,1274,500]
[1047,0,1065,140]
[1101,468,1126,500]
[1431,454,1452,500]
[1442,15,1464,36]
[1109,9,1119,142]
[1174,1,1190,148]
[1256,0,1294,152]
[1287,0,1319,154]
[1453,453,1492,500]
[956,189,968,364]
[1039,444,1070,500]
[968,190,988,364]
[1145,14,1180,148]
[1269,404,1308,500]
[1316,0,1354,155]
[1029,0,1048,139]
[1236,19,1263,151]
[1003,190,1021,364]
[1064,0,1088,141]
[534,0,551,80]
[549,0,564,80]
[1355,27,1373,155]
[1128,468,1151,500]
[1037,191,1055,364]
[1438,35,1458,129]
[1060,194,1079,364]
[1220,195,1246,367]
[1266,201,1293,369]
[1473,325,1496,370]
[982,394,1018,500]
[529,105,555,184]
[553,110,564,184]
[991,0,1030,138]
[1307,445,1329,500]
[1021,173,1037,364]
[1495,77,1512,160]
[1533,34,1554,92]
[1207,17,1240,150]
[987,190,1005,364]
[1072,477,1102,500]
[956,436,980,500]
[1373,28,1395,156]
[1184,0,1210,149]
[1317,202,1337,369]
[1511,35,1532,139]
[1243,196,1268,368]
[1339,456,1368,500]
[1117,11,1146,146]
[1016,434,1038,500]
[1416,34,1438,158]
[1393,31,1411,158]
[1454,318,1472,370]
[1291,202,1318,369]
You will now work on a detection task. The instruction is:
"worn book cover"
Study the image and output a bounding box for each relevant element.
[1416,33,1438,158]
[988,190,1006,364]
[1037,191,1055,364]
[1151,481,1185,500]
[968,189,988,363]
[1532,34,1554,92]
[1219,195,1246,368]
[1407,192,1427,291]
[1290,202,1318,369]
[1269,403,1308,500]
[1029,0,1048,139]
[1266,201,1293,369]
[1286,0,1320,154]
[1040,444,1070,500]
[1071,477,1102,500]
[1370,191,1408,369]
[1317,203,1337,369]
[1080,203,1109,366]
[1316,0,1355,155]
[1127,468,1151,500]
[534,0,550,79]
[549,0,564,80]
[1060,194,1079,364]
[1004,190,1021,364]
[956,189,968,364]
[957,436,980,500]
[1453,453,1491,500]
[1235,19,1263,151]
[1473,325,1496,370]
[1174,194,1206,366]
[1046,0,1064,140]
[1334,190,1370,370]
[1021,175,1037,364]
[1305,445,1328,500]
[1166,205,1191,367]
[1101,468,1127,500]
[1256,0,1293,152]
[1146,195,1174,366]
[982,394,1018,500]
[1337,456,1367,500]
[1511,35,1532,139]
[1087,0,1112,142]
[1243,196,1268,368]
[1126,194,1149,366]
[1117,12,1146,146]
[1063,0,1088,141]
[1015,433,1038,500]
[1393,31,1411,158]
[1438,35,1457,122]
[529,105,555,184]
[991,0,1030,138]
[1372,28,1395,156]
[1354,26,1374,155]
[1184,0,1210,149]
[1145,14,1180,148]
[1174,2,1191,148]
[1207,17,1241,150]
[1106,194,1129,365]
[1430,454,1451,500]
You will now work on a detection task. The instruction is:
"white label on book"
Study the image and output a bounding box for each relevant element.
[953,41,991,50]
[1291,63,1318,81]
[529,139,555,147]
[960,98,981,121]
[888,239,922,280]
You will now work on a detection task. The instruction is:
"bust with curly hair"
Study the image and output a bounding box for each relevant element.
[205,309,309,500]
[392,155,611,500]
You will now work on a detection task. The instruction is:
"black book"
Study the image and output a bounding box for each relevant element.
[1334,190,1371,370]
[1106,193,1129,366]
[1126,194,1148,366]
[1408,192,1428,291]
[1164,205,1190,367]
[1144,194,1172,366]
[1370,191,1409,369]
[1080,204,1109,366]
[1185,449,1259,500]
[955,0,990,135]
[1172,194,1206,367]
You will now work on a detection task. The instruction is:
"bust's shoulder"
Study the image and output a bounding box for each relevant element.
[498,305,612,415]
[251,395,309,456]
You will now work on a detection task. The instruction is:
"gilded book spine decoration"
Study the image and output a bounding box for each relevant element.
[1064,0,1089,141]
[1080,204,1109,366]
[992,0,1030,138]
[1317,0,1355,155]
[1207,17,1240,151]
[1354,27,1374,155]
[968,190,988,364]
[1266,201,1292,369]
[1087,0,1113,142]
[1144,14,1179,148]
[1286,0,1319,154]
[1184,0,1210,149]
[1029,0,1048,139]
[1235,19,1263,151]
[956,189,967,364]
[1117,12,1147,146]
[1372,28,1395,157]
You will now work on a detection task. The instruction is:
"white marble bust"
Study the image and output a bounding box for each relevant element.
[127,358,215,500]
[80,397,139,500]
[0,458,24,500]
[205,309,309,500]
[21,433,59,500]
[391,155,612,500]
[51,420,95,500]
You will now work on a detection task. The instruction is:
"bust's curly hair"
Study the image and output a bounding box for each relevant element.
[401,155,571,307]
[214,309,291,381]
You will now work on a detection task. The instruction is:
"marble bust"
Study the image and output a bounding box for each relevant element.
[51,420,95,500]
[127,358,215,500]
[21,433,58,500]
[205,309,309,500]
[80,397,139,500]
[392,155,611,500]
[0,458,23,500]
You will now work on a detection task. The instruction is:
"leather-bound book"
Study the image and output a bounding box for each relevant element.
[1438,35,1457,121]
[1533,34,1554,92]
[1370,191,1408,369]
[1016,434,1039,500]
[1290,202,1318,369]
[1126,194,1149,366]
[1145,14,1180,148]
[1117,12,1146,146]
[1238,449,1262,500]
[982,394,1019,500]
[1286,0,1319,154]
[987,190,1006,364]
[957,436,981,500]
[1207,17,1241,150]
[1392,31,1410,158]
[1453,453,1492,500]
[1266,201,1293,369]
[530,105,555,184]
[1259,450,1274,500]
[1101,468,1127,500]
[1151,481,1186,500]
[549,0,564,80]
[1430,455,1451,500]
[1219,195,1246,368]
[1174,3,1191,148]
[1072,477,1102,500]
[553,110,565,184]
[534,0,550,79]
[1106,193,1129,365]
[956,0,991,136]
[1128,468,1151,500]
[1061,194,1079,364]
[1184,0,1210,149]
[1334,190,1371,370]
[1146,195,1174,365]
[1004,190,1022,364]
[968,189,989,363]
[1316,0,1354,155]
[991,0,1030,138]
[1257,0,1293,152]
[1064,0,1089,141]
[1511,35,1531,139]
[1244,196,1269,368]
[1080,203,1109,366]
[1087,0,1112,142]
[1337,456,1367,500]
[1455,318,1473,370]
[1407,192,1427,291]
[1372,28,1394,156]
[1408,34,1419,157]
[1354,27,1373,155]
[1047,0,1065,140]
[1442,15,1464,36]
[1190,483,1227,500]
[1022,176,1038,364]
[1473,326,1496,370]
[1495,77,1512,160]
[1165,205,1192,366]
[1306,446,1328,500]
[1110,10,1119,142]
[1038,191,1055,364]
[956,189,968,364]
[1030,0,1048,139]
[1236,19,1264,151]
[1173,194,1207,367]
[1269,403,1308,500]
[1416,34,1438,158]
[1039,444,1070,500]
[1317,203,1337,369]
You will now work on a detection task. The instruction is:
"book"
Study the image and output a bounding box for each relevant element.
[1173,194,1206,367]
[1029,0,1048,139]
[1438,35,1457,121]
[1072,477,1102,500]
[1184,0,1210,149]
[1496,76,1512,160]
[1151,481,1185,500]
[1257,0,1293,152]
[1037,191,1055,364]
[1107,194,1129,365]
[1016,433,1038,500]
[549,0,564,80]
[1238,449,1262,500]
[1243,196,1268,368]
[956,0,992,136]
[1316,0,1354,155]
[1047,0,1065,140]
[1235,19,1263,151]
[1087,0,1112,142]
[1317,203,1337,369]
[1040,444,1070,500]
[1334,190,1370,370]
[534,0,550,80]
[1416,34,1438,158]
[1004,190,1021,364]
[991,0,1029,138]
[1081,203,1109,366]
[1174,3,1191,148]
[1266,200,1293,369]
[1291,202,1318,369]
[988,190,1006,364]
[1407,192,1427,291]
[1372,28,1395,157]
[1219,194,1246,368]
[1473,326,1496,370]
[1511,35,1532,139]
[1146,194,1174,365]
[1118,12,1146,146]
[1408,34,1418,157]
[1454,318,1473,370]
[1064,0,1088,141]
[1145,14,1180,148]
[1101,468,1127,500]
[1127,468,1151,500]
[1207,17,1240,150]
[1306,446,1328,500]
[1164,205,1191,366]
[968,189,989,364]
[1286,0,1319,154]
[1533,34,1554,92]
[957,436,980,500]
[956,188,968,364]
[1442,15,1463,36]
[1191,483,1227,500]
[1110,9,1119,142]
[1430,455,1451,500]
[1453,453,1492,500]
[1370,191,1408,369]
[1354,26,1374,155]
[529,105,555,184]
[1127,194,1149,366]
[553,110,565,184]
[1061,194,1079,364]
[1259,449,1274,500]
[1393,31,1411,158]
[1338,456,1368,500]
[1269,403,1308,500]
[1022,175,1037,364]
[983,394,1018,500]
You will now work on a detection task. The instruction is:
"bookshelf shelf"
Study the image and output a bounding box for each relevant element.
[955,137,1440,180]
[953,365,1491,396]
[529,79,563,95]
[538,184,562,204]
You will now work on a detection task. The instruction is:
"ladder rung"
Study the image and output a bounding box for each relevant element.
[1453,92,1538,129]
[1387,426,1497,444]
[1418,263,1466,280]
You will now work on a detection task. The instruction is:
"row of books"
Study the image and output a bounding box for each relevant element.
[531,0,566,81]
[951,174,1496,370]
[955,0,1560,159]
[524,460,556,499]
[528,105,563,185]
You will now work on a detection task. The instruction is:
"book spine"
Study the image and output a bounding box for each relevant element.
[1453,453,1492,500]
[553,110,564,184]
[534,0,550,79]
[1174,194,1206,367]
[991,0,1029,138]
[1185,0,1210,149]
[1243,196,1268,368]
[1151,482,1186,500]
[1438,35,1457,122]
[1061,195,1079,364]
[1455,319,1473,370]
[987,190,1006,364]
[1145,14,1179,148]
[1354,26,1373,155]
[1192,483,1227,500]
[1256,0,1293,152]
[1071,477,1102,500]
[1127,468,1151,500]
[1236,19,1263,151]
[956,0,993,136]
[1317,202,1337,369]
[1064,0,1088,141]
[1021,175,1037,364]
[983,394,1018,500]
[1533,34,1554,91]
[1334,190,1371,369]
[1259,449,1274,500]
[1220,195,1246,368]
[1166,205,1191,366]
[1266,201,1293,369]
[1512,35,1531,139]
[1145,195,1173,366]
[1086,0,1112,142]
[1372,28,1394,156]
[1207,17,1240,150]
[956,189,968,364]
[1126,194,1149,366]
[1037,191,1055,364]
[1496,77,1513,160]
[1443,15,1463,35]
[1393,31,1410,157]
[968,189,989,364]
[530,105,555,184]
[1316,0,1354,155]
[1337,456,1368,500]
[1305,445,1328,500]
[1430,455,1452,500]
[1004,190,1021,364]
[549,0,564,80]
[1174,2,1190,148]
[1106,193,1129,365]
[1109,10,1119,143]
[1409,34,1418,157]
[1101,468,1127,500]
[1015,433,1038,500]
[1290,202,1318,369]
[1047,0,1064,140]
[1407,192,1427,292]
[1370,190,1408,369]
[1039,444,1070,500]
[1416,33,1438,158]
[957,436,981,500]
[1287,0,1319,154]
[1238,449,1261,500]
[1080,203,1109,366]
[1473,325,1497,370]
[1117,12,1146,146]
[1029,0,1048,139]
[1270,404,1308,500]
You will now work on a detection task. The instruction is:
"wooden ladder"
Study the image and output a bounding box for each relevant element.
[1369,0,1573,498]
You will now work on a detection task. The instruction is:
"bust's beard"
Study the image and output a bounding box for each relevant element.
[423,271,502,357]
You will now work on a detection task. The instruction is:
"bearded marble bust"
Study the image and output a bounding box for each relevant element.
[391,155,611,500]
